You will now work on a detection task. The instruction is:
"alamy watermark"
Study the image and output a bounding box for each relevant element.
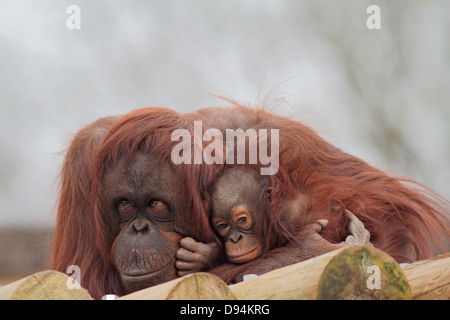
[171,121,279,175]
[66,5,81,30]
[66,265,81,289]
[366,5,381,30]
[366,265,381,290]
[67,5,380,31]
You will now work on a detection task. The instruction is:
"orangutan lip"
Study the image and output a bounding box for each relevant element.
[121,261,169,281]
[228,246,259,263]
[121,269,163,284]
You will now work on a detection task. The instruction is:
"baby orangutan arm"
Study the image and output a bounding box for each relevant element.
[175,237,223,276]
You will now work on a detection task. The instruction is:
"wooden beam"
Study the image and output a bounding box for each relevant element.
[3,248,447,300]
[229,246,412,300]
[402,252,450,300]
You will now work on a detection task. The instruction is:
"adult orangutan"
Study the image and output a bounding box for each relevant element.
[51,108,221,299]
[176,102,449,282]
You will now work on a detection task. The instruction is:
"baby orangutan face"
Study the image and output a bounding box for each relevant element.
[212,205,263,264]
[211,167,266,264]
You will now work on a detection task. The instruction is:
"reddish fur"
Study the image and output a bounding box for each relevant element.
[191,102,449,282]
[50,116,119,295]
[51,108,220,299]
[52,101,449,296]
[90,108,221,298]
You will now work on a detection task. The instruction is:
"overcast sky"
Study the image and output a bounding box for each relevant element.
[0,0,449,228]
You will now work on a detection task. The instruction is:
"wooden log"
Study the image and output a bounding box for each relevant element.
[401,252,450,300]
[0,270,92,300]
[120,272,237,300]
[230,246,411,300]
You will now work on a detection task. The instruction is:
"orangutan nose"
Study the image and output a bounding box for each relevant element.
[229,232,243,243]
[131,218,151,234]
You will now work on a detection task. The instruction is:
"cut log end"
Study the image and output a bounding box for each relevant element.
[0,270,92,300]
[167,272,237,300]
[120,272,237,300]
[318,246,412,300]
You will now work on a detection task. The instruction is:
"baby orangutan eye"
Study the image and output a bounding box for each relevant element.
[237,217,247,224]
[213,220,230,238]
[216,223,228,230]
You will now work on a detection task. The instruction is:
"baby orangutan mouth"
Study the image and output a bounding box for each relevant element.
[227,244,262,264]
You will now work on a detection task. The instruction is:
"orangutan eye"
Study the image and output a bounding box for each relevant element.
[117,199,134,219]
[149,200,162,208]
[234,211,252,230]
[147,200,167,216]
[237,217,247,224]
[215,222,230,238]
[119,199,130,206]
[216,223,229,230]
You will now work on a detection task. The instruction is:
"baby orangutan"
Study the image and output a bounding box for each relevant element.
[176,166,371,280]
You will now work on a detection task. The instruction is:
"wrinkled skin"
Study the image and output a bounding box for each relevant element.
[105,152,189,294]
